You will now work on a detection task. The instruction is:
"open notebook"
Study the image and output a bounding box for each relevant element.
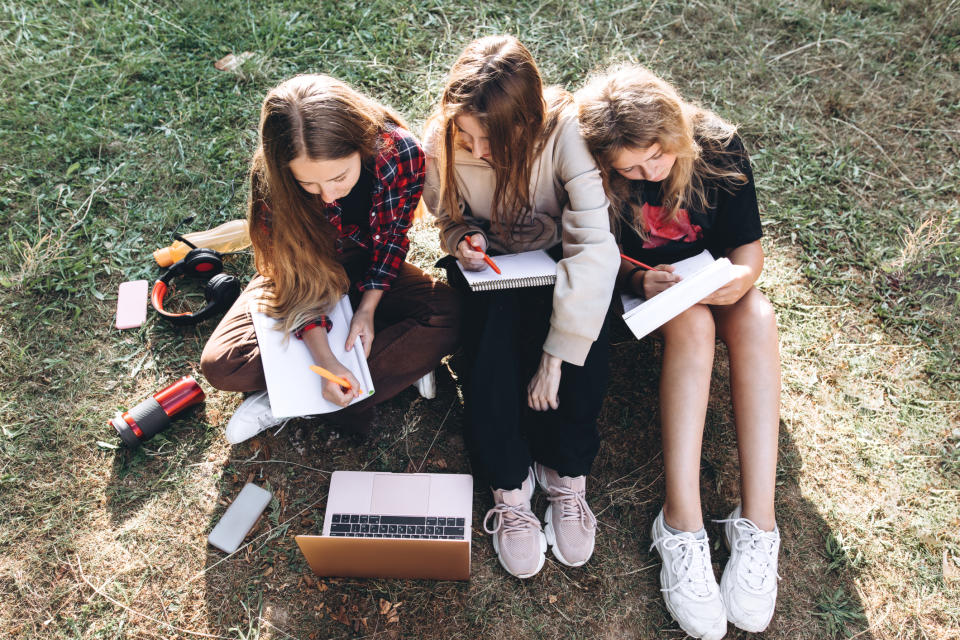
[457,249,557,292]
[621,250,734,340]
[251,295,374,419]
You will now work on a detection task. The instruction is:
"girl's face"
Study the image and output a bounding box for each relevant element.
[288,152,362,204]
[454,114,491,161]
[610,144,677,183]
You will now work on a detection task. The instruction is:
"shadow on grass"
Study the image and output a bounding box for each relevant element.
[188,319,872,639]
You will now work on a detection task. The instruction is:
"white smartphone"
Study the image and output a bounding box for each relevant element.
[116,280,148,329]
[208,483,272,553]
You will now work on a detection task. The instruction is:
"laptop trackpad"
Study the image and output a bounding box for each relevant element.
[370,474,430,515]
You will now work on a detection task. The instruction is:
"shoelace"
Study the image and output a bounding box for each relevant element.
[483,503,541,537]
[651,534,716,600]
[715,517,781,594]
[546,486,597,530]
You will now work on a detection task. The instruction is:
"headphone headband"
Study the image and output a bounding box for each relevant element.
[151,247,241,326]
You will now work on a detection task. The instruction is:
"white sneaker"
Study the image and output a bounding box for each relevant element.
[414,370,436,399]
[650,510,727,640]
[718,506,780,632]
[483,469,547,579]
[224,391,289,444]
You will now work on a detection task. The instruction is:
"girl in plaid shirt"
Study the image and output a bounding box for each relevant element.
[201,74,460,443]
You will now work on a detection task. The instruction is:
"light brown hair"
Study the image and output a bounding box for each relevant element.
[248,74,407,333]
[575,64,746,239]
[431,35,569,237]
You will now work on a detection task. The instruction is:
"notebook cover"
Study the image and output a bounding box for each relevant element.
[456,249,557,292]
[622,252,734,340]
[252,295,375,418]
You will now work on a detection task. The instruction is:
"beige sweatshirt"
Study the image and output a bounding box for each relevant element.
[422,113,619,366]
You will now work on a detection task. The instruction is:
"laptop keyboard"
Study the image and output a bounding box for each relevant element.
[329,514,466,539]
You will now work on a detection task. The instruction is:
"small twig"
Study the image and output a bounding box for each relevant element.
[551,603,574,623]
[75,555,233,639]
[417,398,456,472]
[70,163,125,230]
[257,616,298,639]
[227,457,332,476]
[770,38,852,62]
[831,118,918,189]
[613,561,659,577]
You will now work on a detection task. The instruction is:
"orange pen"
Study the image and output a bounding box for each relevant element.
[620,253,663,272]
[309,364,354,391]
[465,236,502,275]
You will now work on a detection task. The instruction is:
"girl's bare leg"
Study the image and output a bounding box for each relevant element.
[659,304,716,532]
[713,287,780,531]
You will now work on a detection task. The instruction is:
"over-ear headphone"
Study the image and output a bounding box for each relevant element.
[151,245,242,326]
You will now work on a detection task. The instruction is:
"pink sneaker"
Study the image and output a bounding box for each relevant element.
[533,462,597,567]
[483,469,546,579]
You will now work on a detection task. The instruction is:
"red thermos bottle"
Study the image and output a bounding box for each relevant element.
[110,376,205,447]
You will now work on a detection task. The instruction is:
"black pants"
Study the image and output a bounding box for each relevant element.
[444,258,609,491]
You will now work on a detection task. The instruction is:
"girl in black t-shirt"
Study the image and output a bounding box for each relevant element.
[577,65,782,639]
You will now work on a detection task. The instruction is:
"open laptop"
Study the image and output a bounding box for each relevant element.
[295,471,473,581]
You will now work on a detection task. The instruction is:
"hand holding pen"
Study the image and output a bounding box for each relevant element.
[620,253,679,299]
[457,234,501,274]
[309,364,362,407]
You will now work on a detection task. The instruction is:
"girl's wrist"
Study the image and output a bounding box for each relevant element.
[628,267,647,300]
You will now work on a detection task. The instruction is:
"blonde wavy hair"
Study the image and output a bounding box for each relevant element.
[575,64,747,240]
[429,35,569,238]
[248,74,407,333]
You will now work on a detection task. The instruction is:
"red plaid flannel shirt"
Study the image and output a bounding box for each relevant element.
[261,126,424,338]
[326,126,423,291]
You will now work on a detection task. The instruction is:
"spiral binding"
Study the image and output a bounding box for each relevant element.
[471,275,557,291]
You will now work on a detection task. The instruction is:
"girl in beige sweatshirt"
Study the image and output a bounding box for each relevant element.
[422,35,619,579]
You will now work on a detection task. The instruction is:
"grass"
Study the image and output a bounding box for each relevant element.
[1,0,958,638]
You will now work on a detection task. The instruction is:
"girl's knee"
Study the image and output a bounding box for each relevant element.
[661,304,715,345]
[199,345,229,391]
[718,289,778,347]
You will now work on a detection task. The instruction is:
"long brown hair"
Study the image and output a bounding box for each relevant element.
[431,35,569,236]
[248,74,407,333]
[575,64,746,239]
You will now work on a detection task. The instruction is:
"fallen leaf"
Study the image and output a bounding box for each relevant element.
[548,594,558,604]
[262,566,274,577]
[944,550,960,585]
[214,52,254,72]
[379,598,391,615]
[303,574,315,588]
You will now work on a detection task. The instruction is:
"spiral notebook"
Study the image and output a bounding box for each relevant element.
[457,249,557,291]
[251,295,375,419]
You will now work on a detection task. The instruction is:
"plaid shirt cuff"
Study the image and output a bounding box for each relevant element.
[294,315,332,339]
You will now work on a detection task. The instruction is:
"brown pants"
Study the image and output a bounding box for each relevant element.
[199,261,462,413]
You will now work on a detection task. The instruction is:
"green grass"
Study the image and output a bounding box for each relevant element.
[2,0,959,638]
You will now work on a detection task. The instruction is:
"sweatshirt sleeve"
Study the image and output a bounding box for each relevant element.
[421,125,487,256]
[542,115,620,366]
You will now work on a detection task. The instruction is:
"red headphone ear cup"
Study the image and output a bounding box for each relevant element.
[181,248,224,277]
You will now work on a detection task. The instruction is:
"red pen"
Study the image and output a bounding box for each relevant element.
[620,253,663,272]
[465,236,502,275]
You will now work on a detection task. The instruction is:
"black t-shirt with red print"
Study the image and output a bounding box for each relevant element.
[618,135,762,266]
